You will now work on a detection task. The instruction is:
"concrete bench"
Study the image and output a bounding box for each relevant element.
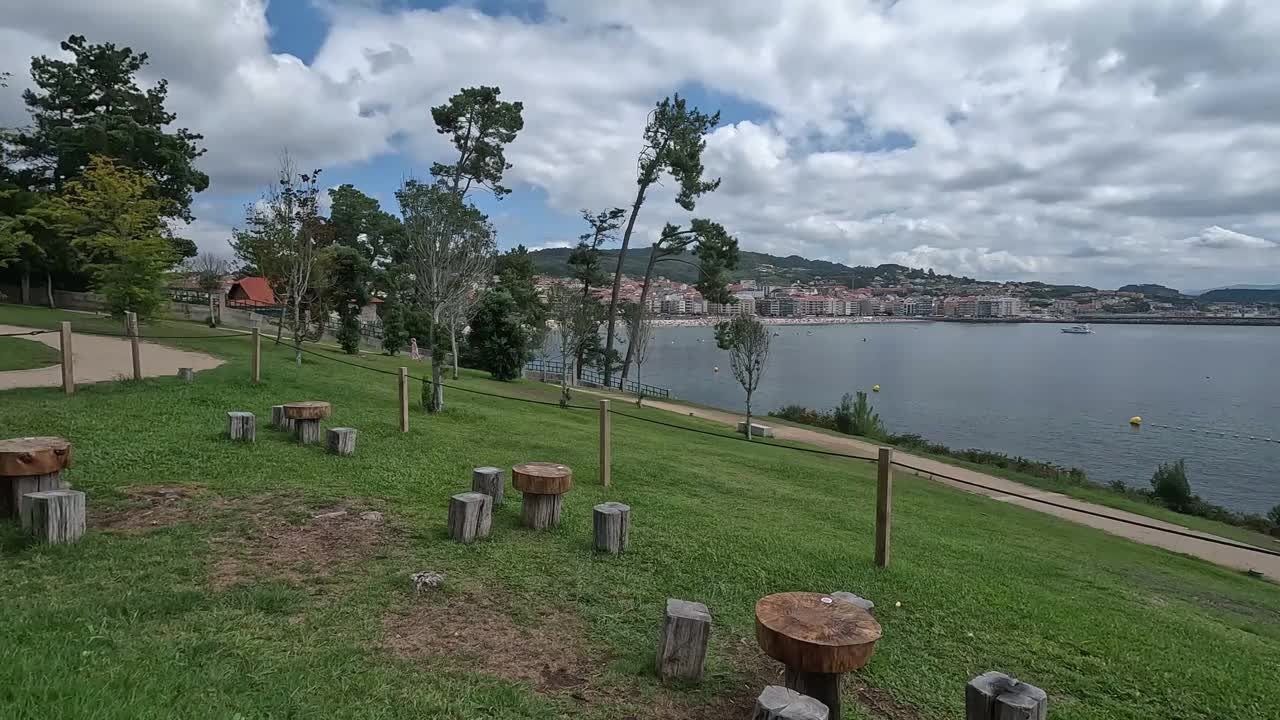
[737,421,775,438]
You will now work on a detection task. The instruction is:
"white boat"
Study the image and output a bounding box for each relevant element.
[1061,324,1093,334]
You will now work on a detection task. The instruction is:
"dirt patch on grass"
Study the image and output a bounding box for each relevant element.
[91,486,209,531]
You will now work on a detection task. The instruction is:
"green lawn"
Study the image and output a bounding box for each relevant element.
[0,335,62,371]
[1,304,1278,719]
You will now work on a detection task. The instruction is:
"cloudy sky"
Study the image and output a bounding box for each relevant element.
[3,0,1279,290]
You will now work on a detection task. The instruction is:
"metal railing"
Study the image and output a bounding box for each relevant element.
[526,359,671,399]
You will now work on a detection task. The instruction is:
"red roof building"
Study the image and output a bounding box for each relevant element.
[227,277,277,306]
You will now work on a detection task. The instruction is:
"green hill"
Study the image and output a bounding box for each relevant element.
[1118,283,1182,299]
[1197,288,1280,304]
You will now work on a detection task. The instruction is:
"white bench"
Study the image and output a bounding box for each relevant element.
[737,421,775,438]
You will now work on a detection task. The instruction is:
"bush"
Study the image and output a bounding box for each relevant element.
[770,405,837,430]
[843,391,884,438]
[1150,459,1193,512]
[336,313,361,355]
[1270,504,1280,528]
[467,289,531,381]
[380,299,407,356]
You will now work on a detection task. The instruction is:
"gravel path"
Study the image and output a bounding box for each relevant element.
[0,324,223,390]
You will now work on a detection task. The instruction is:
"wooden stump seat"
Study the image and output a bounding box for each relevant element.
[0,436,72,519]
[512,462,572,529]
[284,401,331,445]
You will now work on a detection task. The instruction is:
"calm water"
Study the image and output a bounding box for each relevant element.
[634,322,1280,515]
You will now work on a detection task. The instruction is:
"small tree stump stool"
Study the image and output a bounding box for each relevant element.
[21,489,86,544]
[0,436,72,519]
[752,685,829,720]
[656,598,712,681]
[512,462,572,529]
[472,467,505,506]
[177,367,194,382]
[755,592,882,719]
[226,412,256,442]
[592,501,630,554]
[270,405,295,432]
[283,401,331,445]
[447,491,492,544]
[966,671,1048,720]
[326,428,357,456]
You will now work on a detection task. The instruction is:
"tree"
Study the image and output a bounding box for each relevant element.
[191,252,229,327]
[835,391,884,438]
[380,290,409,355]
[326,246,372,354]
[14,35,207,221]
[603,94,721,385]
[621,301,654,406]
[1150,459,1193,512]
[468,288,531,381]
[716,315,771,441]
[398,179,495,411]
[48,155,175,318]
[569,208,625,296]
[1269,504,1280,528]
[496,244,548,328]
[430,86,525,199]
[328,184,401,266]
[548,286,602,407]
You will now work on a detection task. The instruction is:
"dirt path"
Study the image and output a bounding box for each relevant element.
[0,324,223,390]
[585,388,1280,581]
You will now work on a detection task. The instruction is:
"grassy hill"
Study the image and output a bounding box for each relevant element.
[2,304,1279,719]
[1197,288,1280,304]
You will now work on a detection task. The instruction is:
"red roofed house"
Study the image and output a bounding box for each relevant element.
[227,277,278,307]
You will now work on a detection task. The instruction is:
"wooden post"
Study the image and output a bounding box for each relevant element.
[177,368,194,382]
[447,491,492,544]
[326,428,357,456]
[125,311,141,381]
[656,598,712,682]
[599,399,611,487]
[21,489,85,544]
[472,467,504,506]
[592,501,631,554]
[966,672,1047,720]
[398,367,409,432]
[227,411,256,442]
[752,685,830,720]
[875,447,893,568]
[251,327,261,383]
[59,321,74,395]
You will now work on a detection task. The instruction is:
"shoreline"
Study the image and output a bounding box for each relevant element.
[650,315,1280,328]
[651,316,928,327]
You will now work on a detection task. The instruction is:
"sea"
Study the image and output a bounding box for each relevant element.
[631,321,1280,515]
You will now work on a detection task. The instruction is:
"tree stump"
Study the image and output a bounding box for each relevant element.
[21,489,85,544]
[283,401,331,445]
[177,367,194,382]
[447,492,492,544]
[0,437,72,519]
[752,685,830,720]
[592,501,631,554]
[226,412,256,442]
[326,428,357,456]
[755,592,882,718]
[472,467,504,506]
[271,405,294,432]
[830,591,874,612]
[965,671,1048,720]
[656,598,712,681]
[512,462,572,530]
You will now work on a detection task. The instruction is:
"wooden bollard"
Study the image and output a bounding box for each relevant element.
[875,447,893,568]
[326,428,357,456]
[0,437,72,519]
[251,327,261,384]
[21,489,85,544]
[599,399,611,487]
[447,491,492,544]
[398,367,409,432]
[472,467,504,506]
[592,502,630,554]
[227,412,255,442]
[656,598,712,682]
[60,321,74,395]
[966,672,1047,720]
[126,311,141,381]
[752,686,829,720]
[177,367,194,382]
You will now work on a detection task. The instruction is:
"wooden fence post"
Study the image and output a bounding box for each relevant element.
[599,399,611,487]
[398,367,409,432]
[875,447,893,568]
[125,311,141,381]
[251,327,261,383]
[59,321,74,396]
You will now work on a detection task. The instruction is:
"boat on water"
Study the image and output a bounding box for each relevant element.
[1061,324,1093,334]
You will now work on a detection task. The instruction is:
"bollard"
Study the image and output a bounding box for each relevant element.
[875,447,893,568]
[599,399,611,487]
[126,311,141,381]
[398,367,409,432]
[251,327,261,383]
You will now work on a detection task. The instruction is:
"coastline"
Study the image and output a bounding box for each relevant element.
[651,316,928,327]
[650,315,1280,327]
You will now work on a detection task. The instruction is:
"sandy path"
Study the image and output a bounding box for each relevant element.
[0,324,223,390]
[584,389,1280,581]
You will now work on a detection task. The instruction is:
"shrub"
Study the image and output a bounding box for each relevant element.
[380,299,407,356]
[1150,459,1193,512]
[467,289,532,381]
[336,314,361,355]
[844,391,884,438]
[1270,504,1280,528]
[770,405,837,430]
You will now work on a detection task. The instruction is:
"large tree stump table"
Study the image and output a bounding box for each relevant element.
[755,592,882,719]
[512,462,572,529]
[283,401,331,445]
[0,436,72,519]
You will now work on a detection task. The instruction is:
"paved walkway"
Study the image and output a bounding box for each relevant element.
[584,388,1280,581]
[0,324,223,391]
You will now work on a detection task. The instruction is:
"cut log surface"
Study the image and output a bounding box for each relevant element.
[656,598,712,681]
[965,671,1048,720]
[755,592,882,674]
[592,501,631,554]
[22,489,85,544]
[326,427,357,456]
[521,492,563,529]
[282,401,332,421]
[447,491,493,544]
[227,412,256,442]
[752,685,830,720]
[3,471,65,519]
[511,462,573,495]
[0,436,73,476]
[472,467,505,506]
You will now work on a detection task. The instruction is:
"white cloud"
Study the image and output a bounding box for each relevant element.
[1185,226,1277,250]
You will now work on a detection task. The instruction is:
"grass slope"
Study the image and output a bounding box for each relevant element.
[1,305,1278,719]
[0,335,62,371]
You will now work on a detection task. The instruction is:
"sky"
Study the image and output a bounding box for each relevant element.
[3,0,1280,291]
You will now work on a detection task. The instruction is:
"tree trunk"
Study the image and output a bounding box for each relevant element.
[293,304,305,367]
[603,182,649,386]
[635,364,643,407]
[622,246,661,380]
[560,353,570,408]
[207,292,217,327]
[450,325,459,380]
[425,309,443,413]
[20,267,30,305]
[745,392,753,441]
[44,271,55,308]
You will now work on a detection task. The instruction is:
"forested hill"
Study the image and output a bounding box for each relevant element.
[1196,288,1280,304]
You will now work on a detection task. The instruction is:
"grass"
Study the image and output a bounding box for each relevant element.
[1,304,1279,719]
[0,335,63,371]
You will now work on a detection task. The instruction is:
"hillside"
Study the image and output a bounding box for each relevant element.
[1197,287,1280,303]
[1118,283,1182,299]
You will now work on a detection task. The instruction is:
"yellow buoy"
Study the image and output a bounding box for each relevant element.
[872,384,881,392]
[1129,416,1142,426]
